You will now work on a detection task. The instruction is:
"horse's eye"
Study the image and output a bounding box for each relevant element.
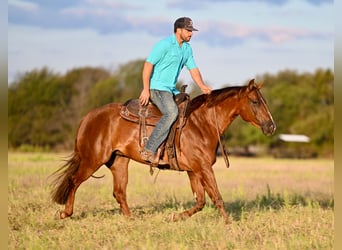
[251,100,259,105]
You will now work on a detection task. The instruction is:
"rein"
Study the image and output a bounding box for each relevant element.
[213,107,230,168]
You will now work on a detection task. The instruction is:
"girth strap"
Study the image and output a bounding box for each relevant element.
[138,105,148,148]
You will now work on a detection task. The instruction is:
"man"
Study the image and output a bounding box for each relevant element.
[139,17,212,165]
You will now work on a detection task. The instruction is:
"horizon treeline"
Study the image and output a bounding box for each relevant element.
[8,59,333,157]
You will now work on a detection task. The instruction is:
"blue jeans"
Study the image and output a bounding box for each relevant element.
[144,90,179,153]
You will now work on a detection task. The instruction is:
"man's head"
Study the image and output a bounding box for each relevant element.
[174,17,198,32]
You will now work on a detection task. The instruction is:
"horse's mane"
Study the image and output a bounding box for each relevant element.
[188,86,242,114]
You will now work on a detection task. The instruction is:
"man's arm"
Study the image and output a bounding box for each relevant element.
[189,68,212,94]
[139,61,154,106]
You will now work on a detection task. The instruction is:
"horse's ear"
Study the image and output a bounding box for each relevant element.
[257,83,263,89]
[247,79,255,91]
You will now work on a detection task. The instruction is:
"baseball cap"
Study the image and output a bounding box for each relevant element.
[174,17,198,31]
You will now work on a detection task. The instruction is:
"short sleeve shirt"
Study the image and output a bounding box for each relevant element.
[146,34,197,94]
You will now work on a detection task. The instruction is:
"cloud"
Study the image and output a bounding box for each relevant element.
[167,0,333,9]
[8,1,172,36]
[8,0,332,47]
[306,0,333,5]
[166,0,288,10]
[60,0,143,17]
[8,0,39,12]
[196,20,332,47]
[9,0,166,34]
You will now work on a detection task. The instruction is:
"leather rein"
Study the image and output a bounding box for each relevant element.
[213,107,230,168]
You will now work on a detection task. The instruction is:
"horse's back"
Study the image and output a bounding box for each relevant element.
[78,103,122,129]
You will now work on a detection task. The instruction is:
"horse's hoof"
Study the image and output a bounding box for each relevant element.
[54,210,68,220]
[59,211,70,219]
[225,218,231,225]
[170,212,189,222]
[171,213,182,222]
[171,213,177,222]
[125,215,135,221]
[54,210,61,220]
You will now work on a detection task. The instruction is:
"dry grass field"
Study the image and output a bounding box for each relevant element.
[8,152,334,249]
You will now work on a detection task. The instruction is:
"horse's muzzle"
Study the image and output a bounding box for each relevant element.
[262,121,276,136]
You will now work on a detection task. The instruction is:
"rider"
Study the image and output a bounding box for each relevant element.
[139,17,212,165]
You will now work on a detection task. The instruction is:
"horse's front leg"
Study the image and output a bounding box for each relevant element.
[109,156,131,217]
[172,171,206,221]
[202,167,230,224]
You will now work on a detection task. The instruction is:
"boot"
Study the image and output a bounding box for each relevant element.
[140,149,159,165]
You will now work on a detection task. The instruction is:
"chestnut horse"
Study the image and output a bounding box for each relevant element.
[51,79,276,223]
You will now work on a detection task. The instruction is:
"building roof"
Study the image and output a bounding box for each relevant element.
[278,134,310,143]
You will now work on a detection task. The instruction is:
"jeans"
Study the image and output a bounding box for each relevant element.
[144,90,179,153]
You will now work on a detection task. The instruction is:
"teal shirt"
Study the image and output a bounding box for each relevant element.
[146,34,197,94]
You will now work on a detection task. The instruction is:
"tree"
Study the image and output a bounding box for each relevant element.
[8,68,73,148]
[8,64,333,157]
[224,69,334,157]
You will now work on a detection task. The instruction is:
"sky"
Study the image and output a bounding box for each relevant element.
[8,0,334,88]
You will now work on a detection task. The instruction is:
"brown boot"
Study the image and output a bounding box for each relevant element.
[140,149,159,165]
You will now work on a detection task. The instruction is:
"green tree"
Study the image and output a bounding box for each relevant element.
[114,59,145,102]
[86,76,121,109]
[8,68,73,148]
[8,64,333,157]
[224,69,333,157]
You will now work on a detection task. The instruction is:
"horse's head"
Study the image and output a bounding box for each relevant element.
[238,79,276,136]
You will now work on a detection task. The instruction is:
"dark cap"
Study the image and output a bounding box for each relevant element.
[174,17,198,31]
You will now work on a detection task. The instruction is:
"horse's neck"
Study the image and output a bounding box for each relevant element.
[190,97,239,135]
[215,103,239,134]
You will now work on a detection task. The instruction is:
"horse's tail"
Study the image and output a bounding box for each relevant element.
[50,151,81,205]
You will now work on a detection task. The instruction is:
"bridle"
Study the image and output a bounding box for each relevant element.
[211,85,262,169]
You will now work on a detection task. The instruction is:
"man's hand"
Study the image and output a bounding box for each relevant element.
[189,68,212,95]
[139,89,150,106]
[201,85,212,94]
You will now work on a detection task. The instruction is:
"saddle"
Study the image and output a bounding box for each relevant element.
[120,86,190,171]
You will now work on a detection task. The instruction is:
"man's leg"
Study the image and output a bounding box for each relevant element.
[142,90,178,163]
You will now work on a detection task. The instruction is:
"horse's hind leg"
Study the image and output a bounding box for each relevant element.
[60,161,102,219]
[173,171,206,221]
[109,156,131,217]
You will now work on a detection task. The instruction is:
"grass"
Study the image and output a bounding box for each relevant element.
[8,152,334,249]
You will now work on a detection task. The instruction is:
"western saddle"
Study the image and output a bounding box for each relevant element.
[120,86,190,171]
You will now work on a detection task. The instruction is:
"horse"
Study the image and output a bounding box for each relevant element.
[51,79,276,224]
